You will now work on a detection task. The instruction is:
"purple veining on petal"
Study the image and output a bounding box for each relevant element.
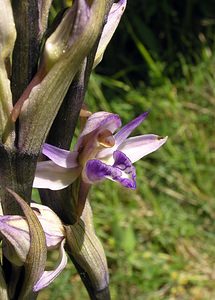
[112,150,136,189]
[85,150,136,189]
[0,216,30,265]
[81,112,121,136]
[42,143,79,168]
[0,216,29,240]
[114,112,148,147]
[85,159,122,182]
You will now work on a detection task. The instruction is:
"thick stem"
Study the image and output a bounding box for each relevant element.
[11,0,40,104]
[0,144,38,215]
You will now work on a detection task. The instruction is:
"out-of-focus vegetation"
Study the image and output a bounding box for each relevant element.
[38,1,215,299]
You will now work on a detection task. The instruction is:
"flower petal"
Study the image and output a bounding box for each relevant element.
[75,111,121,151]
[0,215,30,266]
[94,0,127,67]
[33,161,81,190]
[42,143,79,168]
[112,150,136,189]
[118,134,168,163]
[97,112,148,159]
[33,239,67,292]
[85,151,136,189]
[114,112,149,146]
[31,203,65,248]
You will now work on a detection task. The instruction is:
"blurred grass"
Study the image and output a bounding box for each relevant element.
[38,53,215,299]
[38,1,215,299]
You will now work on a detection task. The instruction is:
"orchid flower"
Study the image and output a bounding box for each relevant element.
[0,202,67,292]
[33,112,167,191]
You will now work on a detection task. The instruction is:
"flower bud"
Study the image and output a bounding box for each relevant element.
[0,0,16,60]
[42,7,76,70]
[66,200,109,291]
[18,0,107,152]
[0,200,68,292]
[0,0,16,145]
[0,203,65,266]
[42,0,90,71]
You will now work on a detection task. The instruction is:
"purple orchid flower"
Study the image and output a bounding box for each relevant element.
[33,111,167,190]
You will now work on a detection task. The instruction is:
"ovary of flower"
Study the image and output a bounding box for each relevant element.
[33,111,168,190]
[0,203,67,292]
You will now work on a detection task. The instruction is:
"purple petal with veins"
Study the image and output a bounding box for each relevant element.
[112,150,136,189]
[0,215,30,265]
[85,150,136,189]
[114,112,148,147]
[42,143,79,168]
[97,112,149,159]
[85,159,121,182]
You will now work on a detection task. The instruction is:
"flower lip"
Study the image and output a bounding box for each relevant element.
[85,150,136,189]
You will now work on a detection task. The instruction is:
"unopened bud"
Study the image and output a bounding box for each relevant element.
[0,0,16,60]
[0,0,16,145]
[42,1,90,71]
[66,200,109,291]
[0,203,65,266]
